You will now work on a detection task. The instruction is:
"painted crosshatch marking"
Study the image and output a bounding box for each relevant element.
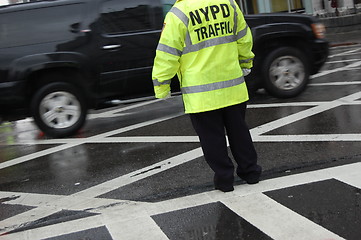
[265,179,361,240]
[152,202,273,240]
[0,46,360,239]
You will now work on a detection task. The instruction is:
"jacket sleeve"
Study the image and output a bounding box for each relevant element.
[152,9,187,98]
[235,5,255,70]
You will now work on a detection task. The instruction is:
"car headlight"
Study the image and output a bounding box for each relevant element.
[311,23,326,39]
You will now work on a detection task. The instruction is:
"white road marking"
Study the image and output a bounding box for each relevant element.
[309,81,361,86]
[5,98,361,146]
[0,192,139,234]
[223,193,345,240]
[0,92,360,230]
[107,217,169,240]
[325,59,361,64]
[2,92,359,205]
[0,113,183,170]
[251,91,361,136]
[310,60,361,79]
[0,143,80,169]
[254,134,361,142]
[0,47,361,239]
[0,214,105,240]
[1,162,360,239]
[328,48,361,58]
[71,147,204,199]
[87,99,162,120]
[7,133,361,146]
[0,191,63,207]
[94,136,200,143]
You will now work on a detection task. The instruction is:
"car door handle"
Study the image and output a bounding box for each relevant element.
[102,44,121,50]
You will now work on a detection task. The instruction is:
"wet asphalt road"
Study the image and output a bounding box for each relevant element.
[0,44,361,239]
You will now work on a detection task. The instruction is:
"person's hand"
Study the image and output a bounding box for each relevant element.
[242,68,251,77]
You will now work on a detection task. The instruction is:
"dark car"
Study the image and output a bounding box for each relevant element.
[246,13,329,97]
[0,0,329,138]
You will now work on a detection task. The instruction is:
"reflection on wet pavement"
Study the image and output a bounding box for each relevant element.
[265,179,361,240]
[152,202,273,240]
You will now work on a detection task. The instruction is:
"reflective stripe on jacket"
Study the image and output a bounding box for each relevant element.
[152,0,254,113]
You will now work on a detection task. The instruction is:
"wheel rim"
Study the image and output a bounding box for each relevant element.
[39,91,81,129]
[269,55,305,91]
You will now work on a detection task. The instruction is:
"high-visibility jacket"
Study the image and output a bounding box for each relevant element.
[152,0,254,113]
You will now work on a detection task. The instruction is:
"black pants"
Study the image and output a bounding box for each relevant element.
[189,102,261,184]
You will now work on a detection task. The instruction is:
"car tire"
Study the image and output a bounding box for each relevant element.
[31,82,87,138]
[262,47,310,98]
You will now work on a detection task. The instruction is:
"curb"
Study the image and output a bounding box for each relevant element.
[329,42,360,47]
[320,13,361,34]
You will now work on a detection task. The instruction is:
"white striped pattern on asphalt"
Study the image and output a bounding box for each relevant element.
[0,46,360,239]
[2,162,361,239]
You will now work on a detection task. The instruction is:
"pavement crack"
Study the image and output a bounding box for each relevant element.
[1,210,99,235]
[84,201,131,211]
[131,164,165,177]
[0,195,20,203]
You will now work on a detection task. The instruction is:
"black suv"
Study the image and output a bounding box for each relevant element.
[0,0,329,137]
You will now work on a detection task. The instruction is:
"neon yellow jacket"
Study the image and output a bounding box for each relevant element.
[152,0,254,113]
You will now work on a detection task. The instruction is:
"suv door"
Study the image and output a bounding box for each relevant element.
[95,0,163,100]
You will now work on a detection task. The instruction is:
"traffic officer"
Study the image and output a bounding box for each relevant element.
[152,0,262,192]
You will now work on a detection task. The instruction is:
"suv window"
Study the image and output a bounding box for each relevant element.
[100,0,153,34]
[0,3,83,48]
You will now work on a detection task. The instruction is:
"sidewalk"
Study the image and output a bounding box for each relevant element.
[326,29,361,46]
[321,12,361,46]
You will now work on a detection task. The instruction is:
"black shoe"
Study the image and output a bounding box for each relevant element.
[215,185,234,192]
[237,171,261,185]
[214,175,234,192]
[244,177,259,184]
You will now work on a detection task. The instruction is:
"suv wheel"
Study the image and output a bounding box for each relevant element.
[262,47,310,98]
[31,82,87,138]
